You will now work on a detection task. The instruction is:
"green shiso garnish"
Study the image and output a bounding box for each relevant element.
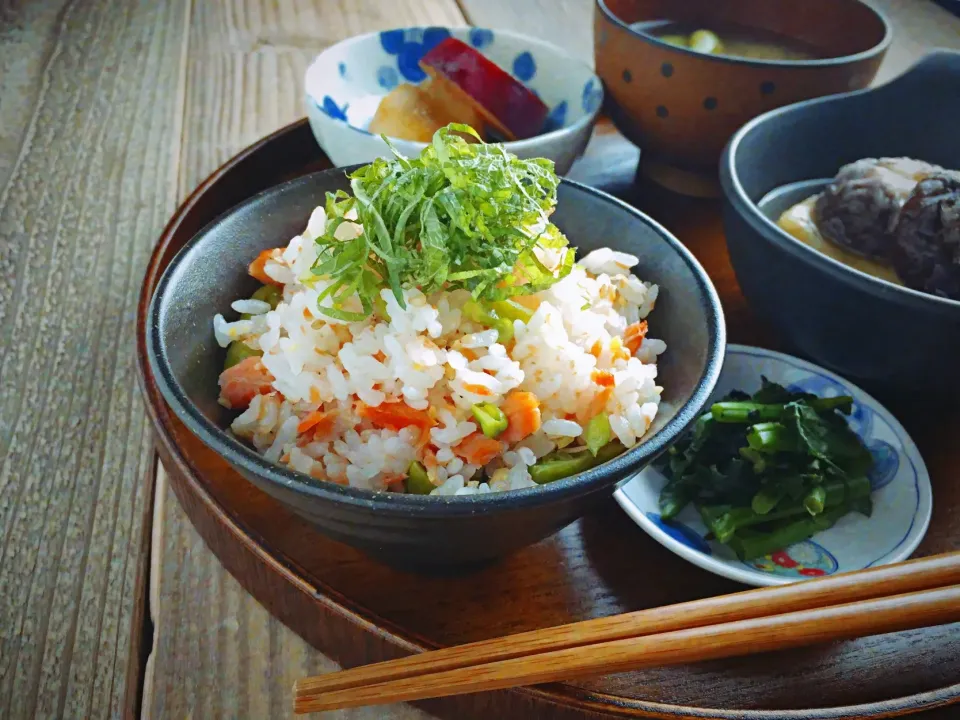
[309,123,574,321]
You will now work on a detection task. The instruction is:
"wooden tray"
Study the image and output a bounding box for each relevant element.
[136,119,960,719]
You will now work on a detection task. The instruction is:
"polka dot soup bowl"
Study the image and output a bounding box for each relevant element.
[305,27,603,174]
[594,0,891,196]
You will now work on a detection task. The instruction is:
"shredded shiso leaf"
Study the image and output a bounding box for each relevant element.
[309,123,574,320]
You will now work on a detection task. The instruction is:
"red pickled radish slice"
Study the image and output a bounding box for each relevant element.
[419,37,549,140]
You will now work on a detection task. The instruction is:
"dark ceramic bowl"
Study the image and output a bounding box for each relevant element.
[147,168,725,570]
[721,51,960,398]
[594,0,890,196]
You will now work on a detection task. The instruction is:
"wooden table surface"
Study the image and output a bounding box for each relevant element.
[2,1,960,718]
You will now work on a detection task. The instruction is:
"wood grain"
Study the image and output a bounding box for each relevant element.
[297,585,960,712]
[456,0,594,64]
[143,1,960,719]
[0,1,188,718]
[143,2,464,718]
[295,552,960,700]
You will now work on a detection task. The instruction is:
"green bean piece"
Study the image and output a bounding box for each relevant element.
[584,413,612,457]
[712,401,784,423]
[472,402,508,439]
[751,486,785,516]
[493,317,514,344]
[251,283,283,309]
[738,446,768,473]
[462,300,495,326]
[463,300,515,343]
[700,475,872,542]
[746,422,799,453]
[711,396,854,423]
[689,29,723,55]
[727,505,850,560]
[489,299,533,323]
[530,442,624,484]
[224,341,262,370]
[804,485,828,516]
[659,480,693,521]
[241,284,283,319]
[404,461,435,495]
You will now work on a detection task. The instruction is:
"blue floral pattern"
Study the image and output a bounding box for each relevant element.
[376,65,399,90]
[868,440,899,491]
[320,96,348,121]
[582,78,603,113]
[512,51,536,82]
[307,25,602,168]
[646,513,711,555]
[379,27,451,83]
[469,28,494,49]
[745,540,839,578]
[542,101,568,132]
[787,375,873,438]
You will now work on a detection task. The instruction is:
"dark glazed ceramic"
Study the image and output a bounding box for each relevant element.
[594,0,890,195]
[721,50,960,399]
[146,168,725,570]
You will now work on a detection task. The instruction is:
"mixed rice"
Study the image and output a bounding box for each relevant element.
[212,126,666,496]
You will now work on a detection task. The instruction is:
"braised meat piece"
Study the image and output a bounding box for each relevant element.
[891,172,960,300]
[814,158,941,261]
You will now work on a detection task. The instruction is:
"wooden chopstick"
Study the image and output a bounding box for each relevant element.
[294,551,960,707]
[296,583,960,713]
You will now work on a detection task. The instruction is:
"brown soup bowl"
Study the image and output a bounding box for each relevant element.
[594,0,891,196]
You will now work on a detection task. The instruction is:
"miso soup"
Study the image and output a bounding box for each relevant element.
[632,20,821,61]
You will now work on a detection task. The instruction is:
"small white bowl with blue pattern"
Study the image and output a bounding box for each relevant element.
[615,345,933,587]
[304,27,602,174]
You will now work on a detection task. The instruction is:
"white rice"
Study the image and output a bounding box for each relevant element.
[213,206,666,495]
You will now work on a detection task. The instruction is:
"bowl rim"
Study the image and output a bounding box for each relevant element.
[595,0,893,69]
[147,169,726,517]
[302,25,603,151]
[720,64,960,313]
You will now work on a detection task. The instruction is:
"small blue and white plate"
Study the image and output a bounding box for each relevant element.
[615,344,933,587]
[304,27,602,174]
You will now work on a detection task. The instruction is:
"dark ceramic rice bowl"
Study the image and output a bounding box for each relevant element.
[147,167,724,570]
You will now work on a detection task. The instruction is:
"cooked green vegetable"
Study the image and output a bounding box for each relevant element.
[309,123,574,320]
[472,402,508,438]
[727,505,852,561]
[584,413,612,457]
[489,299,533,323]
[530,442,624,485]
[251,284,283,309]
[657,377,874,560]
[241,284,283,319]
[463,299,523,344]
[405,461,434,495]
[698,476,871,543]
[224,341,261,369]
[804,485,828,516]
[689,29,723,54]
[712,395,851,423]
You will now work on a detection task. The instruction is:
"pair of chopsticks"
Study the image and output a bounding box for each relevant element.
[294,551,960,714]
